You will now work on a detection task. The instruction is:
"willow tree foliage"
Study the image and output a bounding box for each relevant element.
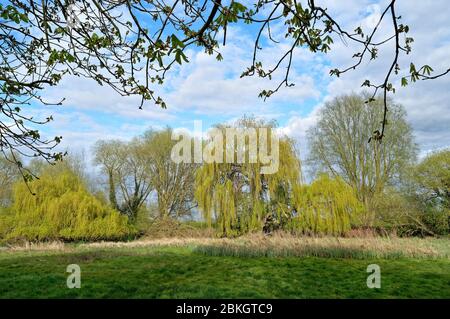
[2,168,134,242]
[195,118,302,237]
[290,174,364,235]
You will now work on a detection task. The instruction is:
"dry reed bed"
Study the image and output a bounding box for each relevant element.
[5,241,66,252]
[2,234,449,259]
[193,234,448,259]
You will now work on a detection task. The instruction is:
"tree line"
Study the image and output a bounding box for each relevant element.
[0,93,449,242]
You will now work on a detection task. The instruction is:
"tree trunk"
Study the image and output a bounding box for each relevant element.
[108,170,119,210]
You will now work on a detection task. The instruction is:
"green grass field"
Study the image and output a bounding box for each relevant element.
[0,239,449,298]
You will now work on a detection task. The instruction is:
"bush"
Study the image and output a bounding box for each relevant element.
[371,191,422,236]
[2,169,136,242]
[421,207,449,236]
[372,190,449,237]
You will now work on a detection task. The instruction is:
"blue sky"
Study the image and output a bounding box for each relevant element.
[34,0,450,165]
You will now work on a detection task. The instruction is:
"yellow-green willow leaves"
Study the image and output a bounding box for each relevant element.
[291,174,364,235]
[3,169,135,242]
[195,117,302,237]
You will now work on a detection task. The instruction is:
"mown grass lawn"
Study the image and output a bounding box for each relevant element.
[0,245,449,298]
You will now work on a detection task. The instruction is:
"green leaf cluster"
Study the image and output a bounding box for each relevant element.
[290,174,364,235]
[2,169,136,242]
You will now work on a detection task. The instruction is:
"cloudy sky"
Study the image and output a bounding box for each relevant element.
[38,0,450,165]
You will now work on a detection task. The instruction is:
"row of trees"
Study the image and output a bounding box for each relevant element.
[1,93,449,241]
[93,129,197,222]
[308,94,448,236]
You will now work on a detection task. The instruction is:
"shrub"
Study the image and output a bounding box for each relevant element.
[421,207,449,236]
[372,190,449,237]
[371,191,423,236]
[3,169,136,242]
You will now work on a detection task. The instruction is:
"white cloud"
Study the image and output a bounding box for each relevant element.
[44,76,175,122]
[163,26,321,116]
[279,106,322,160]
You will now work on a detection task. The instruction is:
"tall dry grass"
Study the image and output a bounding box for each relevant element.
[5,241,66,252]
[2,232,448,259]
[80,233,449,259]
[194,233,449,259]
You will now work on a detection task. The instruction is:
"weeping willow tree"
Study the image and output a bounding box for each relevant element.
[290,174,364,235]
[195,117,302,237]
[3,167,135,242]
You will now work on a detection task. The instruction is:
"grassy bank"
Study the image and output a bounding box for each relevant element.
[0,236,449,298]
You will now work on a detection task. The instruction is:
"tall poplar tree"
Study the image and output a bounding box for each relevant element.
[307,93,417,223]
